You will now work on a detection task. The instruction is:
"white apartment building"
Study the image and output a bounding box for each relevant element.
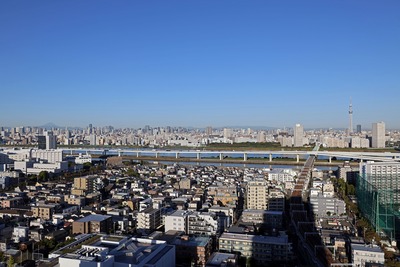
[351,137,370,148]
[372,121,386,148]
[293,124,304,147]
[360,161,400,203]
[187,212,220,236]
[165,210,190,233]
[268,168,297,183]
[351,244,385,267]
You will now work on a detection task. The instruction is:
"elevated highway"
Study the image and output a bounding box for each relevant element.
[63,147,400,163]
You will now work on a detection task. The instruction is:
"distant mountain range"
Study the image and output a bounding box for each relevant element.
[40,122,61,129]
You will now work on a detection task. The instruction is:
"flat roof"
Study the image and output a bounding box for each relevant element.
[173,236,210,247]
[352,244,384,253]
[220,233,289,245]
[76,214,111,223]
[207,252,237,266]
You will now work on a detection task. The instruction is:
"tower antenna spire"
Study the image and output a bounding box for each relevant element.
[348,97,353,134]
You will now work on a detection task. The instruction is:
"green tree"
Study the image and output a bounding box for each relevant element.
[126,168,139,177]
[83,162,92,171]
[38,171,49,182]
[347,184,355,195]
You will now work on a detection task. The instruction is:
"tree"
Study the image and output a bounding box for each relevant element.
[38,171,49,182]
[347,184,356,195]
[83,162,92,171]
[126,168,138,177]
[7,256,14,267]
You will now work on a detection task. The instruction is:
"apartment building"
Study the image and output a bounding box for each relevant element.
[219,233,293,265]
[351,244,385,267]
[137,207,162,232]
[246,180,268,210]
[31,204,57,220]
[72,214,112,234]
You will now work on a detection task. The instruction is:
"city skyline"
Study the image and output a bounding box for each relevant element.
[1,1,399,128]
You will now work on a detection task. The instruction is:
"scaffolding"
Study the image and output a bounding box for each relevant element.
[356,174,400,242]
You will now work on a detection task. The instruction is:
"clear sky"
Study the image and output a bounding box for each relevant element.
[1,1,399,129]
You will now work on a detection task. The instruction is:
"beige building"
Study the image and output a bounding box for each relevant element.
[74,176,96,193]
[31,204,56,220]
[65,195,86,207]
[137,207,162,232]
[246,180,268,210]
[1,197,24,208]
[208,185,238,207]
[72,214,112,234]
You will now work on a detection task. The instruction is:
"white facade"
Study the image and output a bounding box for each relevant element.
[360,161,400,177]
[268,168,296,183]
[45,131,57,149]
[27,161,68,174]
[187,212,220,236]
[75,153,92,164]
[351,244,385,267]
[360,161,400,203]
[12,226,29,243]
[351,137,370,148]
[293,124,304,147]
[31,149,63,163]
[58,237,175,267]
[372,122,385,148]
[164,210,190,233]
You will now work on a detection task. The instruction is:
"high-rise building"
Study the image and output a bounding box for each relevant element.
[37,135,46,150]
[45,131,57,149]
[206,126,213,136]
[357,161,400,243]
[223,128,232,140]
[90,134,97,146]
[356,124,362,133]
[257,131,266,143]
[372,122,385,148]
[246,180,268,210]
[293,124,304,147]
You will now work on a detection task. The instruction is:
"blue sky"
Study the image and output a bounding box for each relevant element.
[1,1,399,129]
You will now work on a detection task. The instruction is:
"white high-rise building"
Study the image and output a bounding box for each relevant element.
[293,124,304,147]
[45,131,57,149]
[90,134,97,146]
[372,122,385,148]
[360,161,400,203]
[223,128,232,139]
